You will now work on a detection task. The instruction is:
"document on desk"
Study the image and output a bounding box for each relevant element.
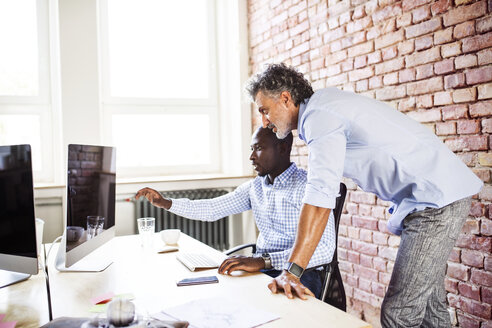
[156,297,280,328]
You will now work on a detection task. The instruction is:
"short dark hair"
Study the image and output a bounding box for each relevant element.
[246,63,314,106]
[255,126,293,153]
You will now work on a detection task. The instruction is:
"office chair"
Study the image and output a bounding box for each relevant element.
[225,183,347,312]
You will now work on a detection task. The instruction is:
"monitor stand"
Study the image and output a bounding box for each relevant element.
[0,270,31,289]
[54,235,112,272]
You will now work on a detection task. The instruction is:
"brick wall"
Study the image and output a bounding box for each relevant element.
[247,0,492,327]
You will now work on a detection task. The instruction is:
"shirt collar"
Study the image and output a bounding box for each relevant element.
[263,162,298,187]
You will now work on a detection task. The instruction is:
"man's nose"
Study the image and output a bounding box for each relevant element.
[249,151,256,161]
[261,115,270,128]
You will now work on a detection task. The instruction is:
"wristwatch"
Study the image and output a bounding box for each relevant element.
[285,262,304,279]
[261,253,272,269]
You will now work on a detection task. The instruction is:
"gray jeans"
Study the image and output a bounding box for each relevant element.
[381,197,471,328]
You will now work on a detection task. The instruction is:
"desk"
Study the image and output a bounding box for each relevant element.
[0,256,50,327]
[46,234,371,328]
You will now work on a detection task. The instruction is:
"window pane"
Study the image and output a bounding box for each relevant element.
[0,115,42,171]
[0,0,38,96]
[107,0,210,99]
[112,114,210,167]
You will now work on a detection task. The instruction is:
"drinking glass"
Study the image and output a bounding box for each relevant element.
[87,216,105,239]
[137,217,155,250]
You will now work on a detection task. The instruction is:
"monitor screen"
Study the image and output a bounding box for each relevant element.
[65,145,116,253]
[0,145,37,276]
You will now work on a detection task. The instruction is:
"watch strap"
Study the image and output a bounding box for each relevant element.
[286,262,304,279]
[261,253,272,269]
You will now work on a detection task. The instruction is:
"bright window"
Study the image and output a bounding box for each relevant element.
[0,0,55,183]
[100,0,220,177]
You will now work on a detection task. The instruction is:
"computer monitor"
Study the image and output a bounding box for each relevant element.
[0,145,38,288]
[55,144,116,272]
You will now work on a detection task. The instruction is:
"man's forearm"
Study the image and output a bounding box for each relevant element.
[288,203,331,269]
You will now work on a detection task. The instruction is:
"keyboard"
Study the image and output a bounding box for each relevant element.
[176,252,220,271]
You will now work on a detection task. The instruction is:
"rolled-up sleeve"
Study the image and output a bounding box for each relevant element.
[300,109,348,209]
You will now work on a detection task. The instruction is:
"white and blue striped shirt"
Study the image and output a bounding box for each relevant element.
[169,163,336,270]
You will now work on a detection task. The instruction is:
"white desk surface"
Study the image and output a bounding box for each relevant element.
[46,234,371,328]
[0,252,50,327]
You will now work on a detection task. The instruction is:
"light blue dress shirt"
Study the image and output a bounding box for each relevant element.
[298,88,483,235]
[169,163,336,269]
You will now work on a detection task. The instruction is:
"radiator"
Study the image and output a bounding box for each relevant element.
[135,188,230,250]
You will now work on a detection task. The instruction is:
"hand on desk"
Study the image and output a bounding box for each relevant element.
[268,270,314,300]
[135,187,172,210]
[218,255,265,274]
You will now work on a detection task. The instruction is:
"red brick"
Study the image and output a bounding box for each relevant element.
[446,135,488,151]
[368,76,382,90]
[449,248,461,262]
[470,100,492,117]
[456,234,492,252]
[434,58,454,75]
[478,83,492,100]
[444,73,466,89]
[372,3,402,23]
[482,185,492,201]
[379,271,391,285]
[358,277,372,292]
[407,109,441,122]
[381,46,397,60]
[472,168,490,182]
[348,66,374,82]
[353,55,367,69]
[457,312,481,328]
[445,277,459,293]
[360,253,373,267]
[338,236,351,250]
[398,39,415,55]
[434,91,452,105]
[379,246,398,261]
[372,282,386,297]
[477,15,492,34]
[383,72,398,86]
[434,27,453,45]
[341,59,354,72]
[479,153,492,166]
[407,76,443,95]
[352,216,379,231]
[402,0,432,11]
[339,260,353,274]
[347,41,374,58]
[478,48,492,66]
[406,47,441,67]
[458,282,481,301]
[442,104,468,120]
[454,21,476,39]
[443,1,487,27]
[373,257,387,272]
[470,202,486,217]
[460,296,491,319]
[367,51,381,65]
[457,120,480,134]
[484,286,492,305]
[397,69,414,83]
[452,87,477,103]
[416,94,433,108]
[447,262,470,281]
[375,30,404,50]
[463,32,492,53]
[483,219,492,236]
[431,0,451,16]
[398,97,416,111]
[455,54,477,70]
[406,17,441,38]
[416,64,434,80]
[441,41,462,58]
[348,226,360,239]
[466,66,492,85]
[354,264,379,280]
[411,5,430,23]
[462,249,485,269]
[415,35,433,51]
[376,85,407,100]
[347,250,360,264]
[326,73,348,86]
[436,121,456,135]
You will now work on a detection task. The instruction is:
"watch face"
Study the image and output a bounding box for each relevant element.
[288,262,304,278]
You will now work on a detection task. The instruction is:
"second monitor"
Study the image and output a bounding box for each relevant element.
[55,144,116,271]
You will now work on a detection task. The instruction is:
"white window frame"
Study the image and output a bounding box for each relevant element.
[0,0,62,184]
[98,0,226,178]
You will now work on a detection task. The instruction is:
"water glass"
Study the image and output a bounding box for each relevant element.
[137,217,155,249]
[87,216,105,239]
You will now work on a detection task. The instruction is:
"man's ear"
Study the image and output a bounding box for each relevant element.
[280,91,293,105]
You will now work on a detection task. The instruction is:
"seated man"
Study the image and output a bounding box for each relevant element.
[135,127,336,298]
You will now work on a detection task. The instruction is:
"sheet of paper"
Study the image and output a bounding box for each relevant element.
[0,322,16,328]
[161,297,279,328]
